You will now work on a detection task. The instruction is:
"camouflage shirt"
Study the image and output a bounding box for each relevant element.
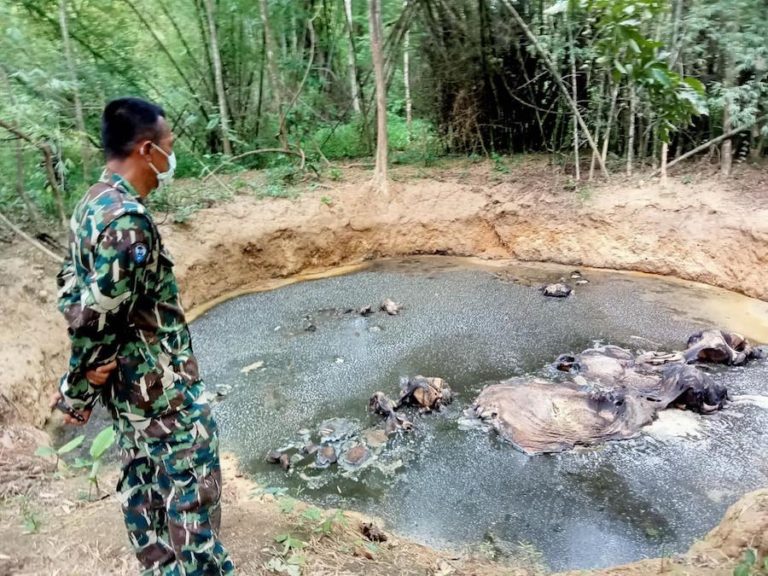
[57,173,203,446]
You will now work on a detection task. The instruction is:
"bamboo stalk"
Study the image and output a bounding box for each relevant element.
[499,0,608,177]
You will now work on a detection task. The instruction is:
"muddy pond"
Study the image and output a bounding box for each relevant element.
[190,257,768,571]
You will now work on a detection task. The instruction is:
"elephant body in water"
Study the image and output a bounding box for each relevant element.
[271,330,758,466]
[465,341,733,455]
[683,329,766,365]
[555,345,728,412]
[465,378,659,454]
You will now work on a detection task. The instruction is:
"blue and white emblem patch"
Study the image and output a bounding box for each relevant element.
[131,243,149,265]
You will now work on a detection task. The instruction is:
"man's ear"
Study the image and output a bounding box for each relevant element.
[138,140,152,158]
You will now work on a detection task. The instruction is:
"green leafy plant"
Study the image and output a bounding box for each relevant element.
[315,509,347,536]
[87,425,116,496]
[19,497,42,534]
[491,152,510,174]
[278,497,298,515]
[577,185,594,201]
[301,507,323,523]
[254,486,289,498]
[734,548,768,576]
[275,533,305,554]
[266,554,304,576]
[267,533,306,576]
[320,195,333,206]
[35,434,85,468]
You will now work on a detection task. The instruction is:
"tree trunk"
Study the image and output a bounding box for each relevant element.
[720,20,737,176]
[254,28,267,139]
[0,119,67,227]
[601,83,620,165]
[567,10,579,180]
[194,0,216,105]
[751,122,765,161]
[670,0,685,73]
[344,0,362,114]
[721,104,733,176]
[259,0,287,147]
[58,0,91,178]
[589,74,607,181]
[0,65,43,230]
[203,0,233,156]
[369,0,388,195]
[660,141,668,184]
[626,81,636,176]
[499,0,608,177]
[404,0,413,136]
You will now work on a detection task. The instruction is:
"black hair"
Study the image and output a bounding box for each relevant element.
[101,97,166,160]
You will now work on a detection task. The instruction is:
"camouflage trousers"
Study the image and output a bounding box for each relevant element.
[116,402,235,575]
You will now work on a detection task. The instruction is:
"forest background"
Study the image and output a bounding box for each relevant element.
[0,0,766,231]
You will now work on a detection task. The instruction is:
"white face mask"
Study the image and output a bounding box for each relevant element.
[148,142,176,187]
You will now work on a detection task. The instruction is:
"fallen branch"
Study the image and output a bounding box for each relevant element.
[652,117,767,176]
[0,210,64,263]
[313,141,332,168]
[202,147,307,182]
[0,119,67,227]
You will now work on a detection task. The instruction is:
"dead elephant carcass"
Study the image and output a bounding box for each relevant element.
[397,375,453,412]
[651,364,728,413]
[464,378,659,454]
[368,391,413,435]
[466,346,730,454]
[555,345,728,413]
[683,330,764,366]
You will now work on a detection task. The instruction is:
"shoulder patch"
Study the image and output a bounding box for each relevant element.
[131,242,149,265]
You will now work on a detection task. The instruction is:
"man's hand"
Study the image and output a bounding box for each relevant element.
[86,360,117,387]
[49,390,92,426]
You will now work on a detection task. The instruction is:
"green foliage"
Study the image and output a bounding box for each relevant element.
[313,116,440,165]
[326,167,342,181]
[268,517,307,574]
[589,0,708,142]
[734,548,768,576]
[312,120,369,159]
[1,0,767,226]
[19,497,42,534]
[275,533,305,553]
[315,509,347,536]
[89,426,115,460]
[256,486,290,498]
[266,552,305,576]
[278,497,298,514]
[35,434,85,460]
[36,426,115,499]
[149,179,234,223]
[577,185,594,201]
[491,153,510,174]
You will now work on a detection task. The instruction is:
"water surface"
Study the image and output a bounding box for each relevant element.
[191,257,768,571]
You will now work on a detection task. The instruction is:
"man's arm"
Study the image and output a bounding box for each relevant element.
[58,213,155,411]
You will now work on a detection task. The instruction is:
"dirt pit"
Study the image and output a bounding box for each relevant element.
[1,158,768,575]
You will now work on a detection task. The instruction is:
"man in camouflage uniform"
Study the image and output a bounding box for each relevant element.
[51,97,234,575]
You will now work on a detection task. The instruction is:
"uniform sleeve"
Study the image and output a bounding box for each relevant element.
[58,214,155,410]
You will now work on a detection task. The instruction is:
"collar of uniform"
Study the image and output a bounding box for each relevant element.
[100,171,144,204]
